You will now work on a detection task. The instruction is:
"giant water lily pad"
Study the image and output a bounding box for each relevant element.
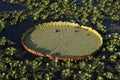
[22,22,103,60]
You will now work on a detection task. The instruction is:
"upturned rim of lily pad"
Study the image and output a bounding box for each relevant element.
[21,21,103,60]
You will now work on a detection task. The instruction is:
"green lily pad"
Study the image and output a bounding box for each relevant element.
[22,22,103,60]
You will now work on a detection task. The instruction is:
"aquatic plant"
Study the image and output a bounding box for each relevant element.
[5,47,16,56]
[0,0,120,79]
[0,19,5,32]
[104,33,120,52]
[22,22,103,60]
[0,37,14,46]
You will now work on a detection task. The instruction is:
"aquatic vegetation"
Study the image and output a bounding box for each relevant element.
[5,47,16,56]
[104,33,120,52]
[0,0,120,79]
[22,22,103,60]
[0,37,14,46]
[0,19,6,32]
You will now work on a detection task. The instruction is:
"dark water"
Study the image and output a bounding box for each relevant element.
[103,17,120,33]
[0,19,36,48]
[0,1,25,12]
[0,1,120,49]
